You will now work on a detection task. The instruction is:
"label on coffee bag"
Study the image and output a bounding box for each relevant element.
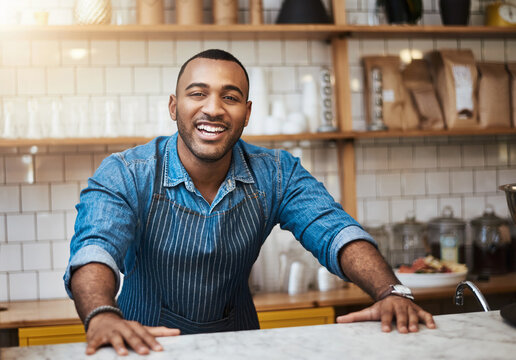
[452,65,474,118]
[382,89,395,102]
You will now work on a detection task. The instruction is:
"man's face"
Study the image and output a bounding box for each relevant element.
[170,58,252,163]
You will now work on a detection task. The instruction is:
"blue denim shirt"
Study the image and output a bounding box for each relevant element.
[64,133,375,300]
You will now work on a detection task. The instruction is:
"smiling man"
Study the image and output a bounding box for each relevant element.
[65,49,434,357]
[171,55,251,204]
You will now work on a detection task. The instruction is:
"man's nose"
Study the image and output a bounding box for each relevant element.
[202,95,225,118]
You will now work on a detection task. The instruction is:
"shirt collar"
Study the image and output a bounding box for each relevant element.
[163,133,254,188]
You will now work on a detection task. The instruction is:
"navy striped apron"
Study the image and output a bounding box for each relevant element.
[118,138,264,334]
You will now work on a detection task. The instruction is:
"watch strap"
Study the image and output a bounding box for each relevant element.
[377,285,414,302]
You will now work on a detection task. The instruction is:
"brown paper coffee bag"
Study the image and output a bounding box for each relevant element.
[362,56,419,131]
[477,62,511,128]
[426,49,478,129]
[402,59,445,130]
[508,63,516,127]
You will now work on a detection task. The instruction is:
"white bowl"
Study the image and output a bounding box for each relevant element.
[394,269,467,288]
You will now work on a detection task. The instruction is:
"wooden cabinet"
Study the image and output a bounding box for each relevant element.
[257,307,335,329]
[18,325,86,347]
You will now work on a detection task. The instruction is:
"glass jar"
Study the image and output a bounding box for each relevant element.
[391,214,427,267]
[428,206,466,263]
[471,206,511,275]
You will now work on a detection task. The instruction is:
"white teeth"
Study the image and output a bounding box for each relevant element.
[197,124,225,133]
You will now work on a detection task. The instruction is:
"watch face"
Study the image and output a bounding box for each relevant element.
[499,5,516,24]
[393,284,411,295]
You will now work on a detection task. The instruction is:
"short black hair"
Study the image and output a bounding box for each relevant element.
[176,49,250,98]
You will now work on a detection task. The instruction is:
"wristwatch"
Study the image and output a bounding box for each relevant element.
[377,284,414,301]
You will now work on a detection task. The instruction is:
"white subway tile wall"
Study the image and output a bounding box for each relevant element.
[356,136,516,225]
[9,272,38,301]
[0,215,5,243]
[61,40,89,66]
[0,273,7,301]
[23,242,52,271]
[31,40,60,66]
[7,214,36,242]
[148,40,175,66]
[0,186,20,212]
[17,68,46,95]
[2,40,30,67]
[37,212,66,241]
[0,244,22,272]
[91,40,118,66]
[0,69,16,95]
[0,0,515,301]
[21,184,50,212]
[39,270,68,299]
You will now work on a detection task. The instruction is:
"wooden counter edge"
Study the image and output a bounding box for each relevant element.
[0,299,81,329]
[255,273,516,309]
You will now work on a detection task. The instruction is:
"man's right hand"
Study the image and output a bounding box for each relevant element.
[85,312,180,356]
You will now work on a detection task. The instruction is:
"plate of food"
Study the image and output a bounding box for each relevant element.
[394,256,468,288]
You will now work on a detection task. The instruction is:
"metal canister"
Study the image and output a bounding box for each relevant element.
[428,206,466,264]
[471,206,511,275]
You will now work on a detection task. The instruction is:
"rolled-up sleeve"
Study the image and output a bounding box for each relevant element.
[64,245,121,298]
[63,153,140,299]
[328,226,376,281]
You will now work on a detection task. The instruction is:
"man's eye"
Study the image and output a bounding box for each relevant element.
[223,96,238,101]
[190,92,204,97]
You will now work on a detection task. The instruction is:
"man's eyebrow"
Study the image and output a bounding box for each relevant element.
[185,82,209,91]
[221,85,244,98]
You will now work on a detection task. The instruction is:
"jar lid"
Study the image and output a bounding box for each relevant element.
[470,205,508,227]
[428,206,465,228]
[393,212,424,232]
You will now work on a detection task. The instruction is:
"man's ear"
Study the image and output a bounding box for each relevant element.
[169,94,177,121]
[244,100,252,127]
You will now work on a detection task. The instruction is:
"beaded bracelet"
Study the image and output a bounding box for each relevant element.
[83,305,124,332]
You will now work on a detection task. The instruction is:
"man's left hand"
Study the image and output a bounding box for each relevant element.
[336,295,436,333]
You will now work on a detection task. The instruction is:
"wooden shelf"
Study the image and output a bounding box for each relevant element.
[0,132,353,148]
[341,25,516,39]
[2,128,515,147]
[352,127,516,139]
[0,24,343,41]
[1,24,515,41]
[0,137,152,148]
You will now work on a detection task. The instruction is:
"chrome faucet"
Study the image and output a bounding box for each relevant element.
[454,280,491,312]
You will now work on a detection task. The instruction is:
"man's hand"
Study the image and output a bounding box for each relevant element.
[336,295,436,333]
[85,312,180,356]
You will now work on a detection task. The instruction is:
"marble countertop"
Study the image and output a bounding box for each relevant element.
[2,311,515,360]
